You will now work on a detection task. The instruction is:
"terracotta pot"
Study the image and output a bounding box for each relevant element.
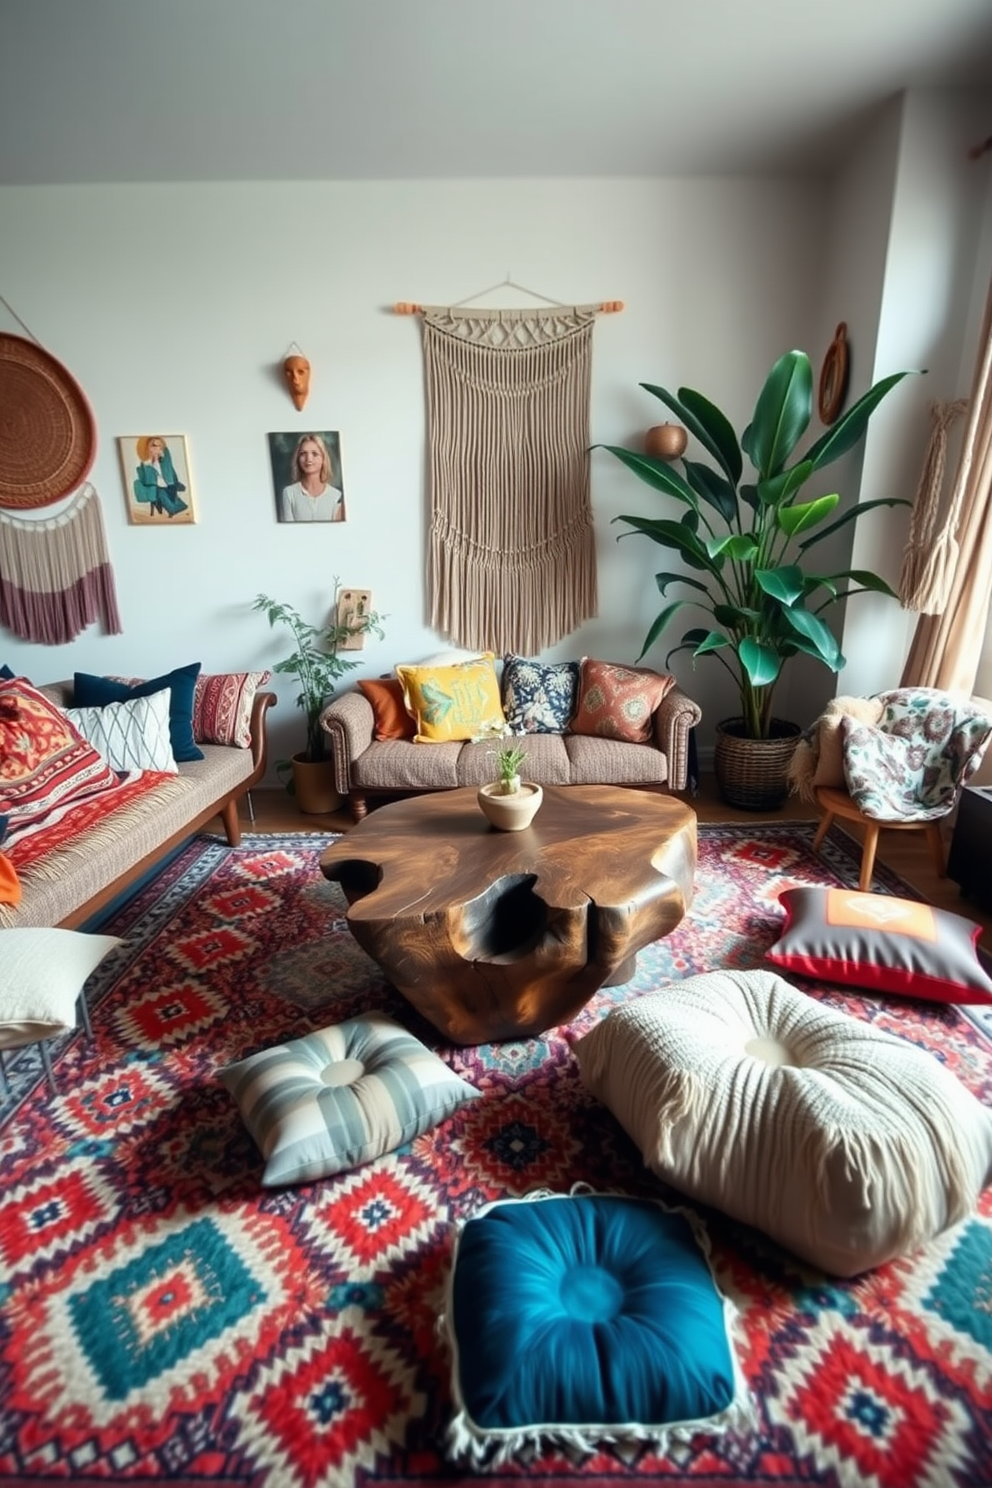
[644,422,688,460]
[291,754,343,815]
[477,781,543,832]
[713,718,802,812]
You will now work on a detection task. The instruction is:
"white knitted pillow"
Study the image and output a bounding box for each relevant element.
[574,969,992,1276]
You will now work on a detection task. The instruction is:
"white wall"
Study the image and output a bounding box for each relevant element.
[1,176,827,769]
[839,87,992,697]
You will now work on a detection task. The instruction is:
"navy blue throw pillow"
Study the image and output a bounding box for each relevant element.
[73,663,204,762]
[0,665,15,680]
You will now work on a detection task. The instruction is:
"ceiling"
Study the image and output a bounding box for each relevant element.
[2,0,992,185]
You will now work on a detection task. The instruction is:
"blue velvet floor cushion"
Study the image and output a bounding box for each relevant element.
[442,1190,751,1465]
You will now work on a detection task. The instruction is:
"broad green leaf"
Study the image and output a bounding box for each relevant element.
[677,389,743,486]
[804,371,919,471]
[706,533,758,562]
[682,459,739,524]
[642,383,743,486]
[788,630,846,671]
[783,606,842,665]
[654,571,710,598]
[777,493,839,537]
[595,445,698,505]
[797,497,910,551]
[713,602,761,627]
[748,351,813,479]
[739,482,760,512]
[812,568,899,598]
[755,459,814,507]
[614,514,715,572]
[755,565,805,605]
[692,630,733,657]
[636,600,691,660]
[739,638,781,686]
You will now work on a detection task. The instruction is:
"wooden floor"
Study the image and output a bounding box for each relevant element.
[220,776,992,952]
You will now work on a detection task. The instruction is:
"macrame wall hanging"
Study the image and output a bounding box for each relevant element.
[898,397,969,614]
[0,298,122,644]
[396,285,622,655]
[0,482,122,644]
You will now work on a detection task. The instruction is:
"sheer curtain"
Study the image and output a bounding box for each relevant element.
[901,272,992,694]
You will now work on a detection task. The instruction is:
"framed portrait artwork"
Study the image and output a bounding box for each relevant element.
[268,430,346,524]
[118,435,196,526]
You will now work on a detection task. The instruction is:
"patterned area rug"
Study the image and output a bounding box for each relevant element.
[2,822,992,1488]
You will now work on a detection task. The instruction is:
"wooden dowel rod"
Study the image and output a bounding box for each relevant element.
[393,299,624,314]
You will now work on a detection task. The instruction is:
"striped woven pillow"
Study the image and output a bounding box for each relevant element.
[221,1013,480,1185]
[193,671,271,748]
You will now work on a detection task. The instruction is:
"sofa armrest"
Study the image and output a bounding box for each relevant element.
[248,691,277,779]
[320,690,376,797]
[653,686,702,792]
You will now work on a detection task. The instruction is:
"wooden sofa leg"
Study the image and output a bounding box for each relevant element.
[221,798,242,847]
[349,790,368,822]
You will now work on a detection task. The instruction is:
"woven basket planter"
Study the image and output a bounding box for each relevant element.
[714,718,802,811]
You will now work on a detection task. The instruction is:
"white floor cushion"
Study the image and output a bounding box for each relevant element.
[0,928,121,1046]
[574,969,992,1277]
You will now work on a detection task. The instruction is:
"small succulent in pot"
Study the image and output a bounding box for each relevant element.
[476,722,529,794]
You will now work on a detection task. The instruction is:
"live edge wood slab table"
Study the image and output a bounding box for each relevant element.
[320,784,697,1044]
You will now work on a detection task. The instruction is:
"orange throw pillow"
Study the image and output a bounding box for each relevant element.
[570,660,675,743]
[0,851,20,906]
[358,678,416,741]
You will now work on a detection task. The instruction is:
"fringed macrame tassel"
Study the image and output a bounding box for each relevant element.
[899,398,968,613]
[422,309,598,654]
[0,482,122,643]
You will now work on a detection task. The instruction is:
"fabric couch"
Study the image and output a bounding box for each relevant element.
[1,676,275,931]
[320,656,701,821]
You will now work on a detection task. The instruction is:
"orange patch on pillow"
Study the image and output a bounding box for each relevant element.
[768,885,992,1004]
[823,887,938,941]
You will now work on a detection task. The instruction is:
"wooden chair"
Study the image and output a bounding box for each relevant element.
[812,785,948,893]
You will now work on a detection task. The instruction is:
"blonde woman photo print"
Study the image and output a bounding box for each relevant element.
[268,430,346,523]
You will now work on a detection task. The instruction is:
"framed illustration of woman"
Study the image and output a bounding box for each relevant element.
[118,435,196,525]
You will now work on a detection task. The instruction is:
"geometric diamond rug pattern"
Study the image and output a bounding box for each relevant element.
[1,822,991,1488]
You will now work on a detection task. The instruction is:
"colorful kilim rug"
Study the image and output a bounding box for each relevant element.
[2,822,992,1488]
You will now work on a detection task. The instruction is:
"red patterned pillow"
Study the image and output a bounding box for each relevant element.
[0,677,118,829]
[570,660,676,743]
[192,671,271,749]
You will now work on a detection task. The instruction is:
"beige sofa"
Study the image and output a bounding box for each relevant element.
[1,683,275,931]
[320,682,701,821]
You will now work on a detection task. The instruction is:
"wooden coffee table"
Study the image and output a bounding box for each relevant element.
[320,785,696,1044]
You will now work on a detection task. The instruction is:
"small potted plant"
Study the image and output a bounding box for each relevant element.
[253,581,384,813]
[475,725,542,829]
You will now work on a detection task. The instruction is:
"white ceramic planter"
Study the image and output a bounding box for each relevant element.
[477,781,543,831]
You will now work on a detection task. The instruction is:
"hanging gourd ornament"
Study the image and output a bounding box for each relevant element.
[644,422,688,461]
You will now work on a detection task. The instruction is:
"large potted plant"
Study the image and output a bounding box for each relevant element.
[253,583,384,814]
[599,349,915,808]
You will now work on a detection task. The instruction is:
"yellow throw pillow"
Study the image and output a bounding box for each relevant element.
[396,654,506,744]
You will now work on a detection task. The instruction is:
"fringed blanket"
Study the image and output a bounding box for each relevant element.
[0,482,122,643]
[422,308,598,655]
[0,770,182,927]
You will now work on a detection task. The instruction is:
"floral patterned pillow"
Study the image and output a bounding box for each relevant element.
[842,687,992,821]
[501,656,581,734]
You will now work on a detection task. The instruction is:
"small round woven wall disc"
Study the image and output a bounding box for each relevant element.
[0,333,97,509]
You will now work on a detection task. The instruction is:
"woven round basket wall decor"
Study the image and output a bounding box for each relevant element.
[714,717,802,811]
[0,333,96,509]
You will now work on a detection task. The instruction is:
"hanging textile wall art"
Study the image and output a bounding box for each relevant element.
[0,482,122,644]
[420,307,599,656]
[0,321,122,643]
